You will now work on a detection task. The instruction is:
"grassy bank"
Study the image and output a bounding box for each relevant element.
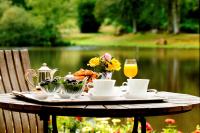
[62,26,199,49]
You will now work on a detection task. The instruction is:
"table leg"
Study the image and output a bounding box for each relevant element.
[132,116,146,133]
[52,115,58,133]
[132,116,139,133]
[140,117,146,133]
[39,114,50,133]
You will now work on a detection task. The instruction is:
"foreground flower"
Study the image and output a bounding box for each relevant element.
[194,130,200,133]
[194,125,200,133]
[75,116,82,121]
[88,57,100,67]
[82,126,93,133]
[112,119,121,125]
[106,58,121,71]
[165,118,176,124]
[139,122,153,132]
[146,122,153,131]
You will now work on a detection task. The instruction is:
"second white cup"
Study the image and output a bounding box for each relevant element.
[126,79,149,96]
[92,79,116,96]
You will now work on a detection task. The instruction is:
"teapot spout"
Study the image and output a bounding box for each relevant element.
[50,69,58,80]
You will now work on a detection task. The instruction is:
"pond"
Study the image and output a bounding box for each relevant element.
[29,46,199,132]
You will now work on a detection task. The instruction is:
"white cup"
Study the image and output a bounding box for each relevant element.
[91,79,116,96]
[125,79,149,96]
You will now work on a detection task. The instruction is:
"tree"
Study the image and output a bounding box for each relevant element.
[11,0,26,7]
[166,0,180,34]
[26,0,70,45]
[77,0,100,33]
[119,0,143,33]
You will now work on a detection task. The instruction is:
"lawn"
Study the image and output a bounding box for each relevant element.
[62,25,199,49]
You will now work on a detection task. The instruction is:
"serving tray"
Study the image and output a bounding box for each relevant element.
[12,91,167,105]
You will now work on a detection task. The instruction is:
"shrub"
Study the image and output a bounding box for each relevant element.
[0,6,50,46]
[180,20,199,33]
[0,5,70,47]
[77,0,100,33]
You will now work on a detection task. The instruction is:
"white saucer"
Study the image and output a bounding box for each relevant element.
[123,92,156,99]
[88,88,122,100]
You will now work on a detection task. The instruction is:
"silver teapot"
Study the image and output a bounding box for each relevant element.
[25,63,57,87]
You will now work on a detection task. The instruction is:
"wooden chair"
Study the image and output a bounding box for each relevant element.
[0,49,43,133]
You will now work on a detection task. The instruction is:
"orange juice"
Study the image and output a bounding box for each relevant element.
[124,64,138,78]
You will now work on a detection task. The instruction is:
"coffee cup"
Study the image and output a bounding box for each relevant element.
[123,79,149,96]
[90,79,116,96]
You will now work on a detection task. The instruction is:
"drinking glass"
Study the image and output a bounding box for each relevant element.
[124,59,138,79]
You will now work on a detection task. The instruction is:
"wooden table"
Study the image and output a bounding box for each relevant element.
[0,91,199,133]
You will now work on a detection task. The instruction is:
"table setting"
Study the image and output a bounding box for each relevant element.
[12,53,167,105]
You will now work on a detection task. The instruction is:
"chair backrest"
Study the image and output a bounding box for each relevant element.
[0,49,43,133]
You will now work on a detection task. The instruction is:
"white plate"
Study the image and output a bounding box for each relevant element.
[88,88,123,100]
[123,92,157,99]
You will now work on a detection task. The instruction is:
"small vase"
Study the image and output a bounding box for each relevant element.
[101,72,112,79]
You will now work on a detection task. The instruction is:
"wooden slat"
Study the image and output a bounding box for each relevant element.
[0,72,4,94]
[14,50,38,133]
[20,50,43,133]
[0,109,6,133]
[3,110,14,133]
[36,115,44,133]
[27,114,37,133]
[0,50,12,93]
[5,50,23,133]
[20,49,44,132]
[0,74,6,132]
[0,50,15,133]
[5,50,20,91]
[13,50,28,91]
[20,49,34,91]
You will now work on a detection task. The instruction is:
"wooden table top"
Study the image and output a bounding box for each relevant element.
[0,92,199,117]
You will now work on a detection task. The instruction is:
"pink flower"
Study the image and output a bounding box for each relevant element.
[165,118,176,124]
[139,122,153,132]
[102,53,112,61]
[75,116,82,121]
[146,122,153,131]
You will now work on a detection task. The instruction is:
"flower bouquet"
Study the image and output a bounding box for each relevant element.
[87,53,121,79]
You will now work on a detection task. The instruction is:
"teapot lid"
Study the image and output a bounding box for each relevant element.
[38,63,51,72]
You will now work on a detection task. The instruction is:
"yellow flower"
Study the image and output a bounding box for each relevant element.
[87,57,100,67]
[106,58,121,71]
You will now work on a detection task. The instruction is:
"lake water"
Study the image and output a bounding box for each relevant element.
[29,47,199,132]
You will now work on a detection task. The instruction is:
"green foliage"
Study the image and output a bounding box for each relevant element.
[0,0,71,47]
[11,0,26,8]
[138,0,167,31]
[94,0,199,33]
[26,0,72,46]
[0,0,11,17]
[0,6,50,46]
[180,0,199,33]
[77,0,100,33]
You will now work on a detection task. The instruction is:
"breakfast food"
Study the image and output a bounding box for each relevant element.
[73,69,99,92]
[73,69,98,82]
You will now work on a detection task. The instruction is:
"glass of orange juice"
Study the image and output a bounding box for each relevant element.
[124,59,138,79]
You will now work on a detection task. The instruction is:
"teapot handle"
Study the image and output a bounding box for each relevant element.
[25,69,37,87]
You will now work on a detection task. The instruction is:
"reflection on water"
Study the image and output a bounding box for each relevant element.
[29,47,199,132]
